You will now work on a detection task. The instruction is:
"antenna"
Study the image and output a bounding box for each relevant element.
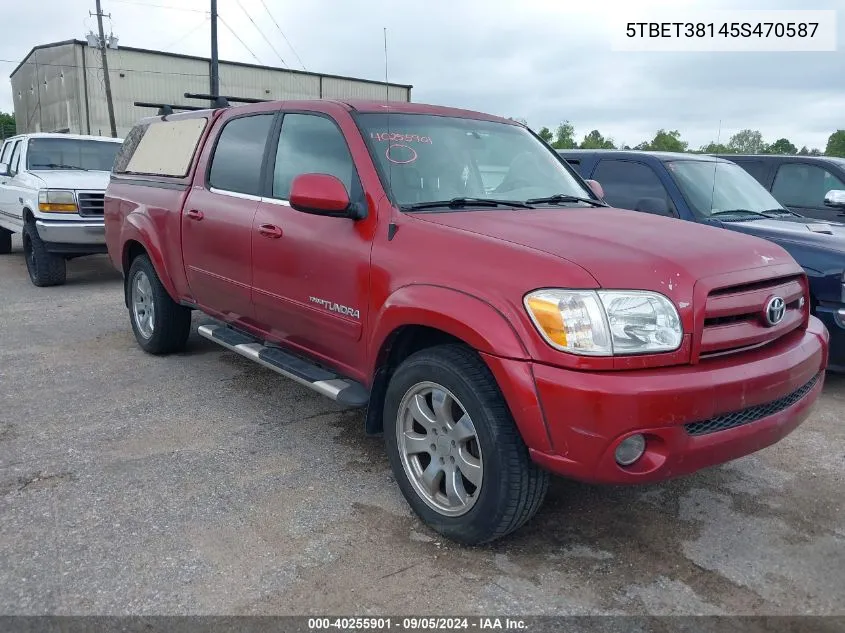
[384,26,397,240]
[384,27,389,101]
[709,119,722,216]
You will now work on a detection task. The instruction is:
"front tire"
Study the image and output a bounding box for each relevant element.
[127,254,192,355]
[0,227,12,254]
[22,222,66,287]
[384,344,549,545]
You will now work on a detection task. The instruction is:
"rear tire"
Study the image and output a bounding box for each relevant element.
[22,222,66,286]
[384,344,549,545]
[127,254,192,355]
[0,228,12,254]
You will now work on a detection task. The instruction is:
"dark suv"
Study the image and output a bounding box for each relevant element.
[714,154,845,223]
[558,149,845,371]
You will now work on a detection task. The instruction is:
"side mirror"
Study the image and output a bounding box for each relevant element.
[289,173,360,219]
[823,189,845,209]
[584,179,604,199]
[635,197,673,217]
[0,163,10,177]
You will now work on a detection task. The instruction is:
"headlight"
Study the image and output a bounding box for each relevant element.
[524,289,683,356]
[38,190,78,213]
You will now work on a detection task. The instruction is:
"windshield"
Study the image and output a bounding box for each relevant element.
[26,138,121,171]
[668,160,785,219]
[356,113,592,209]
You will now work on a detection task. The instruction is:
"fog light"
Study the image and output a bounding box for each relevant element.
[615,434,646,466]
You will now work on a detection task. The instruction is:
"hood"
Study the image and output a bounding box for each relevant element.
[414,207,796,291]
[723,216,845,255]
[30,170,111,191]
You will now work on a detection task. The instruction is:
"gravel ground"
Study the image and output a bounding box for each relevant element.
[1,239,843,616]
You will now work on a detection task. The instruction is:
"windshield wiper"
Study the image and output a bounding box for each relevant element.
[710,209,769,219]
[402,197,535,211]
[31,163,88,171]
[525,194,607,207]
[760,208,802,218]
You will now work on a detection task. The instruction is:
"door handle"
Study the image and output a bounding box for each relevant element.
[186,209,204,220]
[258,223,283,239]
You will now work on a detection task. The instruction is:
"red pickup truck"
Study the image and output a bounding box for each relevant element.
[105,99,829,544]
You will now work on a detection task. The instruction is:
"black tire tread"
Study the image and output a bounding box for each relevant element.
[387,344,549,544]
[22,223,66,286]
[0,227,11,254]
[127,254,192,355]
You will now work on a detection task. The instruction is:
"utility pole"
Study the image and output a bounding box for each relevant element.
[92,0,117,137]
[210,0,219,97]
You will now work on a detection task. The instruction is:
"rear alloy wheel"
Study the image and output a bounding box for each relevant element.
[384,344,549,545]
[22,222,66,287]
[127,254,192,355]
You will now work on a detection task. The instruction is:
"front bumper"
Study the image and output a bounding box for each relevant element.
[492,316,828,485]
[36,219,106,250]
[815,303,845,372]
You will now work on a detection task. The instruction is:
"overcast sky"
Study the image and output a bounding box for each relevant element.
[1,0,842,150]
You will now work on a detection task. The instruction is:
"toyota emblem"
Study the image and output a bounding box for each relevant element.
[764,296,786,326]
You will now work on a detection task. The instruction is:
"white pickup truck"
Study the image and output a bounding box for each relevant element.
[0,132,123,286]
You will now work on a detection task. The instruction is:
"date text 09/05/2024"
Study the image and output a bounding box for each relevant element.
[626,22,819,39]
[307,617,527,630]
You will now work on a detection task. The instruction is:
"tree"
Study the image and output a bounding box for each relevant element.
[809,148,823,156]
[643,129,688,153]
[797,146,810,155]
[0,112,15,140]
[825,130,845,157]
[698,141,731,154]
[727,129,768,154]
[536,126,554,144]
[580,129,615,150]
[767,138,797,154]
[552,121,577,149]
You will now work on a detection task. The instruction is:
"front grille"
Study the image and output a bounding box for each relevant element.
[77,192,105,217]
[700,275,805,357]
[684,372,821,436]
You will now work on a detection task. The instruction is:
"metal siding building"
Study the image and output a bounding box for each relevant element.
[10,40,412,138]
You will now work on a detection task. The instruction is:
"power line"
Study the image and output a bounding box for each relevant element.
[217,15,262,65]
[108,0,208,13]
[160,16,210,52]
[233,0,287,68]
[256,0,306,70]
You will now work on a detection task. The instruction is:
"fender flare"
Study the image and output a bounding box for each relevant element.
[368,284,530,370]
[120,213,180,301]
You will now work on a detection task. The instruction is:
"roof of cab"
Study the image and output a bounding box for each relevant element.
[139,99,520,127]
[557,149,727,163]
[712,153,845,167]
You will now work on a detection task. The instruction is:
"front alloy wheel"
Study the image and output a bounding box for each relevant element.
[397,382,483,516]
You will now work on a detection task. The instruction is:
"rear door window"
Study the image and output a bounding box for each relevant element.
[591,159,675,216]
[9,141,22,175]
[771,163,845,208]
[208,114,275,195]
[0,140,14,164]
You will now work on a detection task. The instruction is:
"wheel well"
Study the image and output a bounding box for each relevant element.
[23,208,35,224]
[364,325,467,435]
[123,240,147,272]
[122,241,147,307]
